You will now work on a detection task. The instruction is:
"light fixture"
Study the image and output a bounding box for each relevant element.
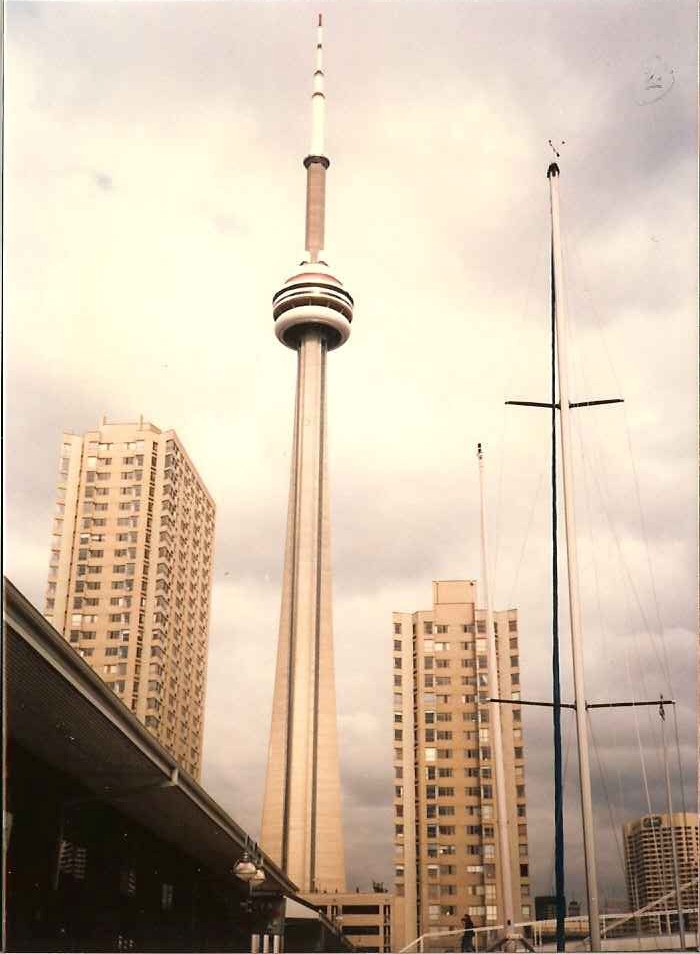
[233,850,257,882]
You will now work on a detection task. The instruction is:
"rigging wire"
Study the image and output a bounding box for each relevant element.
[622,638,673,935]
[566,359,652,946]
[493,226,548,594]
[566,232,679,696]
[571,381,673,930]
[546,712,576,893]
[586,712,627,889]
[671,704,691,862]
[506,459,547,609]
[573,392,635,910]
[567,333,674,935]
[560,223,676,935]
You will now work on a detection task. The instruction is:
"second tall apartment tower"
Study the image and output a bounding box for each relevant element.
[44,420,215,780]
[393,580,531,948]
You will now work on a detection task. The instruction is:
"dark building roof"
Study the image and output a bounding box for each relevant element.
[3,577,296,897]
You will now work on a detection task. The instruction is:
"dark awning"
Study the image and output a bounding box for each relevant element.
[4,578,297,897]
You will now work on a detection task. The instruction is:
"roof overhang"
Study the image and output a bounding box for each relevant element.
[3,578,297,898]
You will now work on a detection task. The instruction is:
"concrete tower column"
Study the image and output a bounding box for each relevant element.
[261,14,352,894]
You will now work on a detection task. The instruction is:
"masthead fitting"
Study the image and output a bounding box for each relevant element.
[547,162,560,179]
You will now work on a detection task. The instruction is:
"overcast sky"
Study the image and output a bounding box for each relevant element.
[5,0,697,909]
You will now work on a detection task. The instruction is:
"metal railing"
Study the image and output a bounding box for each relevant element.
[399,883,699,954]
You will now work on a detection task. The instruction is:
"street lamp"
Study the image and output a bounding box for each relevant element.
[234,850,258,882]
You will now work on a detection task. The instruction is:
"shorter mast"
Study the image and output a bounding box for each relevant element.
[477,443,516,938]
[548,161,601,951]
[660,699,687,950]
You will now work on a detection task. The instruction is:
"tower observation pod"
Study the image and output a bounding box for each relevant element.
[261,14,350,894]
[272,14,353,352]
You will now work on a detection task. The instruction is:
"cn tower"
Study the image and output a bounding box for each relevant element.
[261,15,351,893]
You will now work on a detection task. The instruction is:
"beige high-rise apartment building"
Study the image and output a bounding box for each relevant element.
[44,419,215,780]
[623,813,699,931]
[392,580,531,950]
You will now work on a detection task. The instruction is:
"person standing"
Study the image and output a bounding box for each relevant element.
[460,913,475,952]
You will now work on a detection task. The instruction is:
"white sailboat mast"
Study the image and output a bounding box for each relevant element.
[547,161,601,952]
[477,443,516,937]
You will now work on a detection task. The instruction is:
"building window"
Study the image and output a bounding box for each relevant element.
[120,865,137,897]
[424,622,433,635]
[394,622,402,635]
[161,883,174,911]
[58,840,87,880]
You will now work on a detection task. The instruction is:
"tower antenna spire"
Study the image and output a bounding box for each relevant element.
[304,11,329,262]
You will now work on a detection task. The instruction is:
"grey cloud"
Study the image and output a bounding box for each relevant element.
[5,0,696,907]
